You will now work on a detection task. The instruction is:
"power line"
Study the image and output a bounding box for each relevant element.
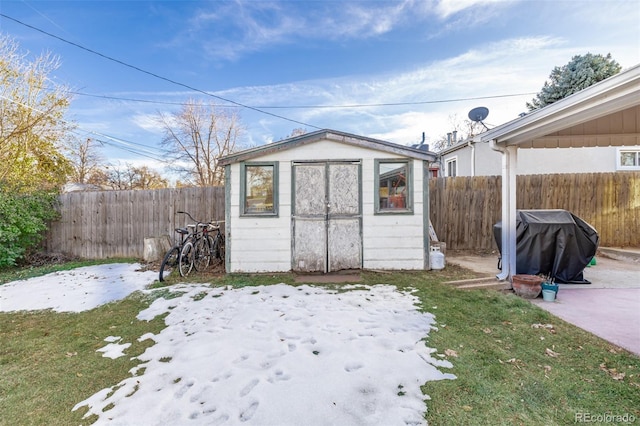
[0,92,170,162]
[66,88,536,109]
[0,13,323,130]
[84,131,169,162]
[3,14,538,121]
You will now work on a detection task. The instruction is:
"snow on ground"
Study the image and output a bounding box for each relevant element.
[0,263,157,313]
[0,264,456,425]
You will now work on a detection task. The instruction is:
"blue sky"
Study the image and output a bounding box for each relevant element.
[1,0,639,170]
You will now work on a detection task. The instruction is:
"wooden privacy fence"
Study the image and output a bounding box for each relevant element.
[45,186,225,259]
[429,172,640,251]
[45,172,638,259]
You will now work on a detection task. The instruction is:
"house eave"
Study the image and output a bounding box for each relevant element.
[438,139,473,156]
[219,129,437,165]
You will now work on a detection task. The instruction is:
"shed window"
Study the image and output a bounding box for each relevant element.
[617,149,640,170]
[241,162,278,216]
[375,159,412,214]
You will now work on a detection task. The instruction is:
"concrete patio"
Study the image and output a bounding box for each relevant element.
[447,248,640,356]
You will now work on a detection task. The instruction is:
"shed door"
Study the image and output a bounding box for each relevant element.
[292,162,361,273]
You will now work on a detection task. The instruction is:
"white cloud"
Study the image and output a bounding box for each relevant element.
[178,0,429,61]
[433,0,515,19]
[219,35,572,144]
[132,113,165,134]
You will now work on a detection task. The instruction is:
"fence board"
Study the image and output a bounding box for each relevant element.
[429,172,640,251]
[45,173,639,259]
[45,186,225,259]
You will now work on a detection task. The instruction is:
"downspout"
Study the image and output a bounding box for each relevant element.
[490,139,516,282]
[468,139,475,177]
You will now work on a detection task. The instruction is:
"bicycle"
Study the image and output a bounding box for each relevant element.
[207,220,225,270]
[190,218,226,272]
[178,212,225,275]
[158,224,190,282]
[158,211,225,281]
[158,211,203,281]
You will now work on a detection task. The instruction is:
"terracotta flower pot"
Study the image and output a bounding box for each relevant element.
[511,274,543,299]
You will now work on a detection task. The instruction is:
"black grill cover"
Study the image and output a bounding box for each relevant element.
[494,210,599,284]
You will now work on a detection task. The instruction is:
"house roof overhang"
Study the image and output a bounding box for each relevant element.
[438,139,473,156]
[219,129,437,166]
[476,63,640,149]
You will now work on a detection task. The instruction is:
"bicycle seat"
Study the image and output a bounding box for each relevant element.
[175,228,189,235]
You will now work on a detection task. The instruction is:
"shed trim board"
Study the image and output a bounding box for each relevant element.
[221,131,435,273]
[224,164,231,272]
[422,160,431,270]
[476,64,640,281]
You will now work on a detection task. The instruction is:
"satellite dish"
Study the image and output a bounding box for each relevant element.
[468,106,489,122]
[468,106,490,131]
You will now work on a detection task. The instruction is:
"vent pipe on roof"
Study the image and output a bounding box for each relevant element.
[453,130,458,143]
[447,132,452,146]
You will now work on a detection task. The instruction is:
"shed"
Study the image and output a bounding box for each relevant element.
[218,129,437,273]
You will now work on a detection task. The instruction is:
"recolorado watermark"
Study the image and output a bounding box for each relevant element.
[575,412,637,423]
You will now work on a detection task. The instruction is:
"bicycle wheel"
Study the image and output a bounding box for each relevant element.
[193,236,211,271]
[159,246,180,282]
[211,234,225,269]
[179,241,195,277]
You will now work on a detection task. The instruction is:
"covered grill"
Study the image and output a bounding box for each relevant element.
[494,210,599,284]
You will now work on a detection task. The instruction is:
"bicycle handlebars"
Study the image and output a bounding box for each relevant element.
[177,211,224,224]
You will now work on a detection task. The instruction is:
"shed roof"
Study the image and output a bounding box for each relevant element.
[476,63,640,148]
[218,129,436,166]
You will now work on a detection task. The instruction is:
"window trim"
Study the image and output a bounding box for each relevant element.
[445,156,458,177]
[240,161,279,217]
[616,148,640,171]
[374,158,413,215]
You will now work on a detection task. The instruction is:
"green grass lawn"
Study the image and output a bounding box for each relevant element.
[1,261,638,425]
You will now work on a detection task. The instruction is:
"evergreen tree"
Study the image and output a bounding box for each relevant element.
[527,53,621,111]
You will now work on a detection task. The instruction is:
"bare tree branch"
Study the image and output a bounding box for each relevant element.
[158,99,245,186]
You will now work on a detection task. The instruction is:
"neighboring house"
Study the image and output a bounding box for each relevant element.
[218,129,436,273]
[62,183,105,192]
[438,136,640,177]
[437,66,640,177]
[475,63,640,281]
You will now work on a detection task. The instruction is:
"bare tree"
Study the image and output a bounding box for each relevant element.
[158,100,244,186]
[431,113,486,152]
[65,137,104,184]
[87,163,168,190]
[285,128,307,139]
[125,165,168,189]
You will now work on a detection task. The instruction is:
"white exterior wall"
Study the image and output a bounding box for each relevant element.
[517,146,640,174]
[441,143,640,176]
[227,139,426,273]
[361,157,425,270]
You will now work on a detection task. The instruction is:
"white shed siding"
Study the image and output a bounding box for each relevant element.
[227,140,427,272]
[228,161,292,273]
[361,158,425,270]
